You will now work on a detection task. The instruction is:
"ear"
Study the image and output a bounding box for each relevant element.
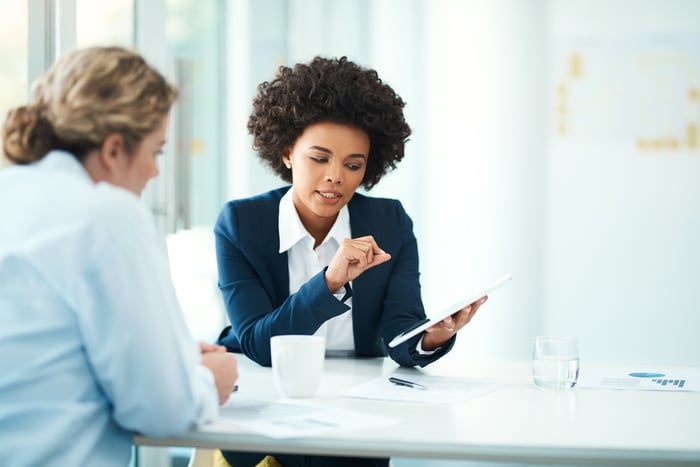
[98,133,127,173]
[282,151,292,169]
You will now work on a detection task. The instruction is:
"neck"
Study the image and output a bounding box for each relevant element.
[81,149,109,185]
[305,217,335,249]
[293,205,336,249]
[290,190,339,248]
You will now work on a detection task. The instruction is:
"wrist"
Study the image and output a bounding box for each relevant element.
[324,270,345,293]
[421,332,450,351]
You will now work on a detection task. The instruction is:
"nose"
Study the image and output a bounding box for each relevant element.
[325,161,343,184]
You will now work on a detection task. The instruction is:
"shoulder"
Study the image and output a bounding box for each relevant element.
[93,183,153,226]
[348,192,410,222]
[66,182,160,265]
[218,187,289,219]
[347,193,415,246]
[214,186,289,242]
[85,182,158,249]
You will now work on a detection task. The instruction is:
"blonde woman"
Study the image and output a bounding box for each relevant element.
[0,47,238,467]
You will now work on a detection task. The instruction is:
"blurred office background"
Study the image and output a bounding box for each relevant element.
[2,1,698,466]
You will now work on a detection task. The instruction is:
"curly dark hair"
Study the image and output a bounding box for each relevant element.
[248,56,411,190]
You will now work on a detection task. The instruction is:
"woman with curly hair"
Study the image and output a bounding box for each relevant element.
[214,56,487,467]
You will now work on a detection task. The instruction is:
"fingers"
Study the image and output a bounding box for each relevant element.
[426,316,456,334]
[454,296,488,328]
[424,296,488,335]
[425,316,454,334]
[201,352,239,405]
[326,235,391,289]
[198,342,226,354]
[443,316,455,332]
[465,296,487,320]
[341,236,386,266]
[370,252,392,267]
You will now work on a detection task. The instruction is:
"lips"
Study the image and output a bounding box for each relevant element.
[317,190,341,199]
[315,190,343,206]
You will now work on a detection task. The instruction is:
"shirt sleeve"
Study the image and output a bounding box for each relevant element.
[74,196,219,437]
[214,203,349,367]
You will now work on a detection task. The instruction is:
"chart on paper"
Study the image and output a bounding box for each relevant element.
[578,367,700,391]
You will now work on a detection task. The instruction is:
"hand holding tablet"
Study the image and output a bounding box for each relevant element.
[388,273,512,348]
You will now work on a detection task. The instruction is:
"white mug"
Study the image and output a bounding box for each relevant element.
[270,335,326,398]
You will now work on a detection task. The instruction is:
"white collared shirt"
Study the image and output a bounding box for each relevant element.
[278,188,355,352]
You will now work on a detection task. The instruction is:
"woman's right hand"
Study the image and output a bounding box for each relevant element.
[324,235,391,292]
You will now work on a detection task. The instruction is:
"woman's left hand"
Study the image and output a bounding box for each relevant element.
[420,296,488,351]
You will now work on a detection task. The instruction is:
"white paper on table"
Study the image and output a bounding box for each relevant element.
[339,374,506,403]
[201,394,397,439]
[578,367,700,391]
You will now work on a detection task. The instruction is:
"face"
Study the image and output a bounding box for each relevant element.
[282,121,369,232]
[114,115,169,195]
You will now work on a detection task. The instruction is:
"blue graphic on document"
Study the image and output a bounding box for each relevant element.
[628,372,686,389]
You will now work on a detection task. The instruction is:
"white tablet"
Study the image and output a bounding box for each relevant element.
[387,273,512,348]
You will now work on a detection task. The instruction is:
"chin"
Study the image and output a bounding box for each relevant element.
[310,209,337,220]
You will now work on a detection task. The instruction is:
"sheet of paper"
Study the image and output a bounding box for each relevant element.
[578,367,700,391]
[340,374,506,403]
[202,395,397,439]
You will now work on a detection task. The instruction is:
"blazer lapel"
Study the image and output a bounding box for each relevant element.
[347,196,380,355]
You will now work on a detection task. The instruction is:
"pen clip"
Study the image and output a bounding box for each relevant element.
[388,376,428,391]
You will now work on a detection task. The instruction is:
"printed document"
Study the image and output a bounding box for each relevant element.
[340,374,506,403]
[578,366,700,391]
[203,394,397,439]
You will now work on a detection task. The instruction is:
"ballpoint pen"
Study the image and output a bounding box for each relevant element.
[388,376,428,391]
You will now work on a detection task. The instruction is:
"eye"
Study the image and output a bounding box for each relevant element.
[345,163,362,171]
[310,155,329,163]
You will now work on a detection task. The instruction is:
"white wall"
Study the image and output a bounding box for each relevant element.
[225,0,700,367]
[418,0,546,362]
[544,0,700,366]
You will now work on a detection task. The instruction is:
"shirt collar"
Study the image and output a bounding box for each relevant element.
[40,150,94,184]
[278,187,351,253]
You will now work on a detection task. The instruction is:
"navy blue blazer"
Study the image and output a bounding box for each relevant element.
[214,186,454,367]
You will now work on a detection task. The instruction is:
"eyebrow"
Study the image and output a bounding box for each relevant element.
[308,145,366,160]
[308,145,332,154]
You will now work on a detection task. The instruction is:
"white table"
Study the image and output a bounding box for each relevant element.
[134,354,700,466]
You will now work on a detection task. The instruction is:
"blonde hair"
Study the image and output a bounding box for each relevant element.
[2,46,177,164]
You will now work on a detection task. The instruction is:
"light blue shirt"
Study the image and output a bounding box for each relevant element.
[0,151,219,467]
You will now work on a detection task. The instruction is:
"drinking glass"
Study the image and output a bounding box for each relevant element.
[532,336,579,389]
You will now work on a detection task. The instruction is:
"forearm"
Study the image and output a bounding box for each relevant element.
[229,271,350,366]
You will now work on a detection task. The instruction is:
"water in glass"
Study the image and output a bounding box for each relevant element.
[532,355,579,389]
